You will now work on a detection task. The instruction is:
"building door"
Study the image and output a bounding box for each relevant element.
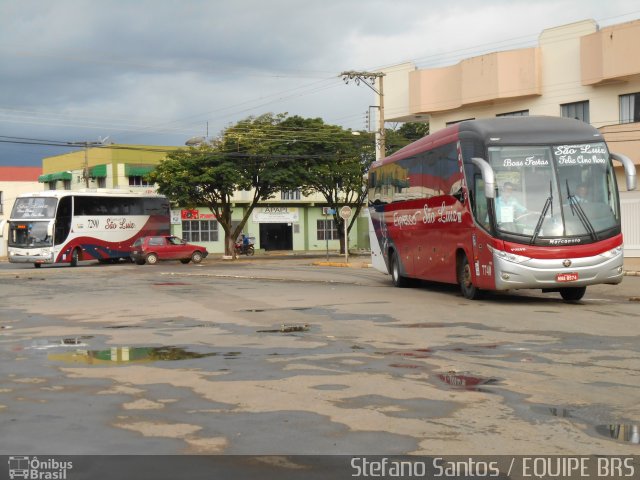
[259,223,293,251]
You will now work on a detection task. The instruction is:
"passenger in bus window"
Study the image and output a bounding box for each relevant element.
[495,182,526,224]
[572,184,589,204]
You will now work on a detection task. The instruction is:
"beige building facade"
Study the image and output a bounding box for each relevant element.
[379,18,640,256]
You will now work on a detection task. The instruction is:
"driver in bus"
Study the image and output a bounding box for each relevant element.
[495,182,527,225]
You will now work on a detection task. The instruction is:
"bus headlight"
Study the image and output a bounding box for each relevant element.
[487,245,531,264]
[600,246,622,259]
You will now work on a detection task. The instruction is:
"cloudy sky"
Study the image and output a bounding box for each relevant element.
[1,0,639,166]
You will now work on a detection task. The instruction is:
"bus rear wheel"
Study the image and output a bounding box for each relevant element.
[560,286,586,302]
[458,255,482,300]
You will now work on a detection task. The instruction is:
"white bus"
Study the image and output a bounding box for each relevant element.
[8,190,170,267]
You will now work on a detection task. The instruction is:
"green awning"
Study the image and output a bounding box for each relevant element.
[125,165,155,176]
[89,164,107,178]
[38,171,72,183]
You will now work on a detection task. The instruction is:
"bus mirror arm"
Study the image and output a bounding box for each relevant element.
[471,157,495,199]
[611,152,637,191]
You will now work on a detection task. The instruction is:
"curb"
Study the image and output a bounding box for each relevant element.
[312,261,372,269]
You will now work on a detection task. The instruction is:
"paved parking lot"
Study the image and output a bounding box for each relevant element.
[1,256,639,456]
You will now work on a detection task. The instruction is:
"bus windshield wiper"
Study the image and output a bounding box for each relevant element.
[530,182,553,245]
[566,180,598,241]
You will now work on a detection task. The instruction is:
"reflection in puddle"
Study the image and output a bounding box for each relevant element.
[48,346,218,365]
[596,424,640,444]
[437,372,497,389]
[532,405,639,444]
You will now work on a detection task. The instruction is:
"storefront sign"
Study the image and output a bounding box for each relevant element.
[252,207,299,223]
[181,209,199,219]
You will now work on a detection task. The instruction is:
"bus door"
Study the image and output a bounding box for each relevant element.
[469,174,496,289]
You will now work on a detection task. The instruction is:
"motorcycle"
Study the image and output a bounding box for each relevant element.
[234,241,255,256]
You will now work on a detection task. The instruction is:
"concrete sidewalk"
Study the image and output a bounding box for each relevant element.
[623,256,640,276]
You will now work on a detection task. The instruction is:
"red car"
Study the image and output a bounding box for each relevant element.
[131,235,208,265]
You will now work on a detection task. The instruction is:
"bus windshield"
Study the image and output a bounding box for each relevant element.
[9,221,53,248]
[488,142,619,241]
[11,197,57,219]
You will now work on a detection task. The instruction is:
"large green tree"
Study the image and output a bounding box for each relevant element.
[274,116,375,253]
[150,114,428,257]
[148,113,302,256]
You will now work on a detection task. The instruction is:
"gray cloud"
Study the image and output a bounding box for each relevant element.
[1,0,638,164]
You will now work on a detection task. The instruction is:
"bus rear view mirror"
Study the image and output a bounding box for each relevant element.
[47,220,54,237]
[471,157,496,199]
[610,152,637,191]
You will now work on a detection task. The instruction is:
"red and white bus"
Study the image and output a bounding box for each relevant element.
[8,190,170,267]
[368,116,637,301]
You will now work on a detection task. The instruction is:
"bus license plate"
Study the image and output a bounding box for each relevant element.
[556,272,579,282]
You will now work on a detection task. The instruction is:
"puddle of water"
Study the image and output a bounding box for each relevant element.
[378,349,432,359]
[312,384,350,391]
[389,363,423,369]
[257,324,310,333]
[48,346,218,365]
[437,372,497,389]
[533,405,640,444]
[595,424,640,444]
[399,323,447,329]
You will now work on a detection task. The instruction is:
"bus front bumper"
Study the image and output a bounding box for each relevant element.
[493,249,624,290]
[8,249,55,264]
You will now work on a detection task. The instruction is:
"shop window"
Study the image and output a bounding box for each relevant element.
[317,219,338,240]
[182,220,218,242]
[129,175,153,187]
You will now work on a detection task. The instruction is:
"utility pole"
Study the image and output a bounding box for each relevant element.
[69,141,105,188]
[340,70,386,160]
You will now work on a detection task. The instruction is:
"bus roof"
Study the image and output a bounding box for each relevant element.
[376,116,604,167]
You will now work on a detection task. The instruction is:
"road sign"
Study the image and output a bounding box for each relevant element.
[339,206,352,219]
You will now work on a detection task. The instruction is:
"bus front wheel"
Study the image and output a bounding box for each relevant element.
[458,255,482,300]
[560,286,586,302]
[390,251,411,288]
[70,248,80,267]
